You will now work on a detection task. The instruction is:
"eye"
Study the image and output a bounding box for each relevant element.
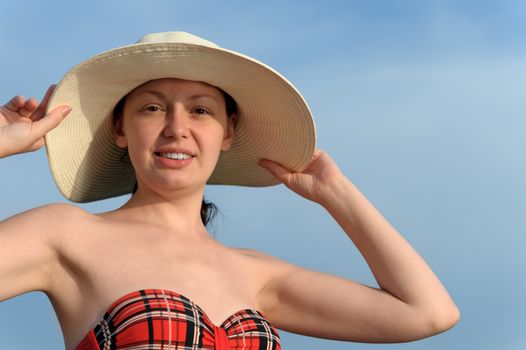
[192,107,210,116]
[141,104,163,113]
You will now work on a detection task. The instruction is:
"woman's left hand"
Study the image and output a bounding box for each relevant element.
[259,149,344,204]
[258,149,460,343]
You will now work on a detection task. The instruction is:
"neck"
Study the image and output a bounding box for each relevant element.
[113,184,209,237]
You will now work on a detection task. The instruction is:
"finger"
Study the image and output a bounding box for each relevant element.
[259,159,292,183]
[28,138,45,152]
[32,105,71,136]
[31,84,56,121]
[19,97,39,117]
[4,95,26,112]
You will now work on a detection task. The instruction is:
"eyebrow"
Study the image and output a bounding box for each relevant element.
[135,91,219,104]
[187,94,220,104]
[135,90,165,99]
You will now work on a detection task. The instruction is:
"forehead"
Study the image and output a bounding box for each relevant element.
[127,78,224,100]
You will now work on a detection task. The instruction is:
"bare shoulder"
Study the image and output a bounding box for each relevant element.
[0,203,94,302]
[234,247,275,259]
[29,202,89,218]
[233,247,284,264]
[1,202,97,257]
[1,202,92,235]
[231,247,299,278]
[3,202,89,221]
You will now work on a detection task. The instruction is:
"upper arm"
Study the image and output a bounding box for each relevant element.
[256,259,458,343]
[0,203,82,302]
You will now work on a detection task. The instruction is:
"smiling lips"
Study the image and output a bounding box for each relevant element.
[154,151,194,168]
[158,152,192,160]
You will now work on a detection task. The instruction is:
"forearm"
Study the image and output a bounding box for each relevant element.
[319,176,458,320]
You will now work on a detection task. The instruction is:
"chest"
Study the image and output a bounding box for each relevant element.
[81,230,230,284]
[52,225,261,349]
[75,289,281,350]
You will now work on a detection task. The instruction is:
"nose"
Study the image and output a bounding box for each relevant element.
[163,104,189,139]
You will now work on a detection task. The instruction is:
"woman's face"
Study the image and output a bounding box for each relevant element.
[114,78,235,195]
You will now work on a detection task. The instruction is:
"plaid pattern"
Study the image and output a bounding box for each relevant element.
[75,289,281,350]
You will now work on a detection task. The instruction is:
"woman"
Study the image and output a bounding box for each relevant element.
[0,32,459,350]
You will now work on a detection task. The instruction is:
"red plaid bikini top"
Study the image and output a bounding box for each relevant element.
[75,288,280,350]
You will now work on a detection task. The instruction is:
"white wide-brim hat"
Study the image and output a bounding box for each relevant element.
[45,31,316,203]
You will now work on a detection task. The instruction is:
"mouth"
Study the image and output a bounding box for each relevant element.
[154,152,194,160]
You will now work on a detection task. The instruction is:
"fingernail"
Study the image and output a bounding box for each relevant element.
[61,106,72,115]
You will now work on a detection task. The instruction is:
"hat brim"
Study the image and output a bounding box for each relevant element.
[45,42,316,202]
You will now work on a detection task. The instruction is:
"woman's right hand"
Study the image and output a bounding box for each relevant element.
[0,85,71,158]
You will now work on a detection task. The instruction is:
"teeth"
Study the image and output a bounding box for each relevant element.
[160,152,191,160]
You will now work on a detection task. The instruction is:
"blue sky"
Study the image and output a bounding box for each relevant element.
[1,1,525,349]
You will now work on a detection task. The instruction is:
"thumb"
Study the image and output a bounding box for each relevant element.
[32,105,71,136]
[259,159,292,183]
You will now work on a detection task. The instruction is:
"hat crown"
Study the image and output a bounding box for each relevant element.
[137,31,219,49]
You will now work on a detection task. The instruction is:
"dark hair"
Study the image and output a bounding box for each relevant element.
[114,83,237,227]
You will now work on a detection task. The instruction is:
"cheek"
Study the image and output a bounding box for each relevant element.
[124,127,157,162]
[209,124,229,146]
[195,127,226,160]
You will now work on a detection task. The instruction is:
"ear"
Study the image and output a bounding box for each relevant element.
[113,117,128,149]
[221,113,236,151]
